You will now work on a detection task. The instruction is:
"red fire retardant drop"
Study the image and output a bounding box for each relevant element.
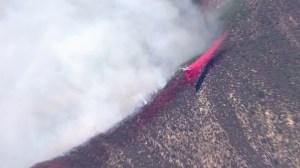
[185,32,227,80]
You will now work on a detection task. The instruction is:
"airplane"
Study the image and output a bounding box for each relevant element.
[180,67,191,71]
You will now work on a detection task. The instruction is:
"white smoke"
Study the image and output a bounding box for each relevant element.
[0,0,219,167]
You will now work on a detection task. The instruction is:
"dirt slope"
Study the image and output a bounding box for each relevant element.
[33,0,300,167]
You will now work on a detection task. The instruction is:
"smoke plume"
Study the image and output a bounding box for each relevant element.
[0,0,220,167]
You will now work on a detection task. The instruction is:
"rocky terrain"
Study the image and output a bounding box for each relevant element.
[33,0,300,167]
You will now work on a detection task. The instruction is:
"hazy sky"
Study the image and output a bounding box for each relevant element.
[0,0,220,167]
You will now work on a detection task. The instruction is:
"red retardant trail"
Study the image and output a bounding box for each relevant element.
[185,32,227,80]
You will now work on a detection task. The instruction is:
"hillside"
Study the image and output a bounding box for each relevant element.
[34,0,300,167]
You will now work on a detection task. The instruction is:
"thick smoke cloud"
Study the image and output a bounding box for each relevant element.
[0,0,219,167]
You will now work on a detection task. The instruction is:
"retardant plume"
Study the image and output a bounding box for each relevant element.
[0,0,222,167]
[185,32,227,80]
[195,49,228,92]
